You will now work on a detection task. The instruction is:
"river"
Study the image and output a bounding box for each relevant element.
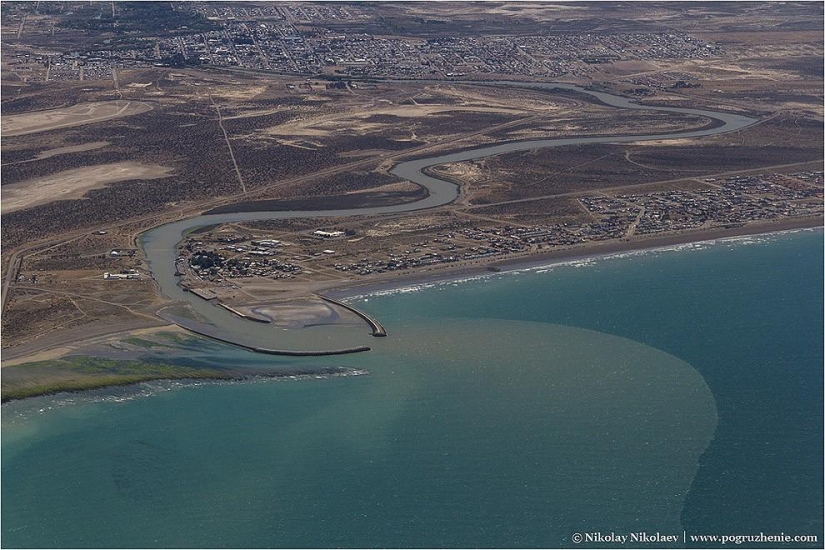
[138,81,757,351]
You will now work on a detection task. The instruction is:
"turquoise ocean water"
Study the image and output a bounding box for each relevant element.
[2,229,822,548]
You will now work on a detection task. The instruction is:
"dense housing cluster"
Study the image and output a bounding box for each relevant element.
[585,171,823,235]
[1,1,722,82]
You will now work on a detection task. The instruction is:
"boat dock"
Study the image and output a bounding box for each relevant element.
[187,287,218,301]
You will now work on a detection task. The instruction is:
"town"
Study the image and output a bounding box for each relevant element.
[173,170,822,292]
[2,1,723,83]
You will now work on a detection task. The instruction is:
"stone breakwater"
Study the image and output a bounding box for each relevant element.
[318,295,387,337]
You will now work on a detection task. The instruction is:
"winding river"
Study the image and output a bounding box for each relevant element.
[138,82,756,351]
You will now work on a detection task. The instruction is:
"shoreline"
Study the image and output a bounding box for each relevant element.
[1,356,366,404]
[0,324,185,368]
[324,216,824,300]
[137,79,760,351]
[2,217,821,403]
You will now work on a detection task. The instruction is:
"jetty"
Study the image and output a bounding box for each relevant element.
[157,310,372,356]
[217,303,271,323]
[318,295,387,337]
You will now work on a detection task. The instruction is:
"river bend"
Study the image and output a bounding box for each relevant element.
[139,82,756,351]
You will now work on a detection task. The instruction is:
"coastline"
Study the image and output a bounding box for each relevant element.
[0,324,185,368]
[325,216,824,301]
[0,354,365,403]
[2,216,821,403]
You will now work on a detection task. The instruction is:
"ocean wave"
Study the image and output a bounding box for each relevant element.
[345,274,498,300]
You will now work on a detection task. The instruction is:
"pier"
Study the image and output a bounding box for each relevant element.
[182,286,218,301]
[140,81,755,354]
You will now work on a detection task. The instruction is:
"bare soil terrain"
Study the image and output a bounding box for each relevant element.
[1,100,152,136]
[2,161,174,213]
[0,74,648,250]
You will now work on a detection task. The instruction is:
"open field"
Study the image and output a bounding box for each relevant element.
[0,75,652,249]
[1,274,163,349]
[433,114,823,205]
[32,140,110,159]
[204,181,428,214]
[1,141,110,165]
[260,105,529,138]
[2,161,174,213]
[1,100,152,136]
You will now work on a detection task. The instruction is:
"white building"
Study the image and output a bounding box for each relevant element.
[314,230,345,239]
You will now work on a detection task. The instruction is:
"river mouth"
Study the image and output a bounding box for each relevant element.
[155,301,375,355]
[138,81,757,353]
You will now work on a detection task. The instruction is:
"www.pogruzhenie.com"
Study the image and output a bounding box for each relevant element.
[688,533,820,545]
[570,531,820,545]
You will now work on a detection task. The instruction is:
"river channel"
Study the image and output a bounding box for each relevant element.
[138,82,757,352]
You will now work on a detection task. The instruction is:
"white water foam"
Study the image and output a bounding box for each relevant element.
[2,369,370,422]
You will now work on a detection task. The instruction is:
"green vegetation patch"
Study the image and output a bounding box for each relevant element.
[121,337,175,349]
[1,356,230,402]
